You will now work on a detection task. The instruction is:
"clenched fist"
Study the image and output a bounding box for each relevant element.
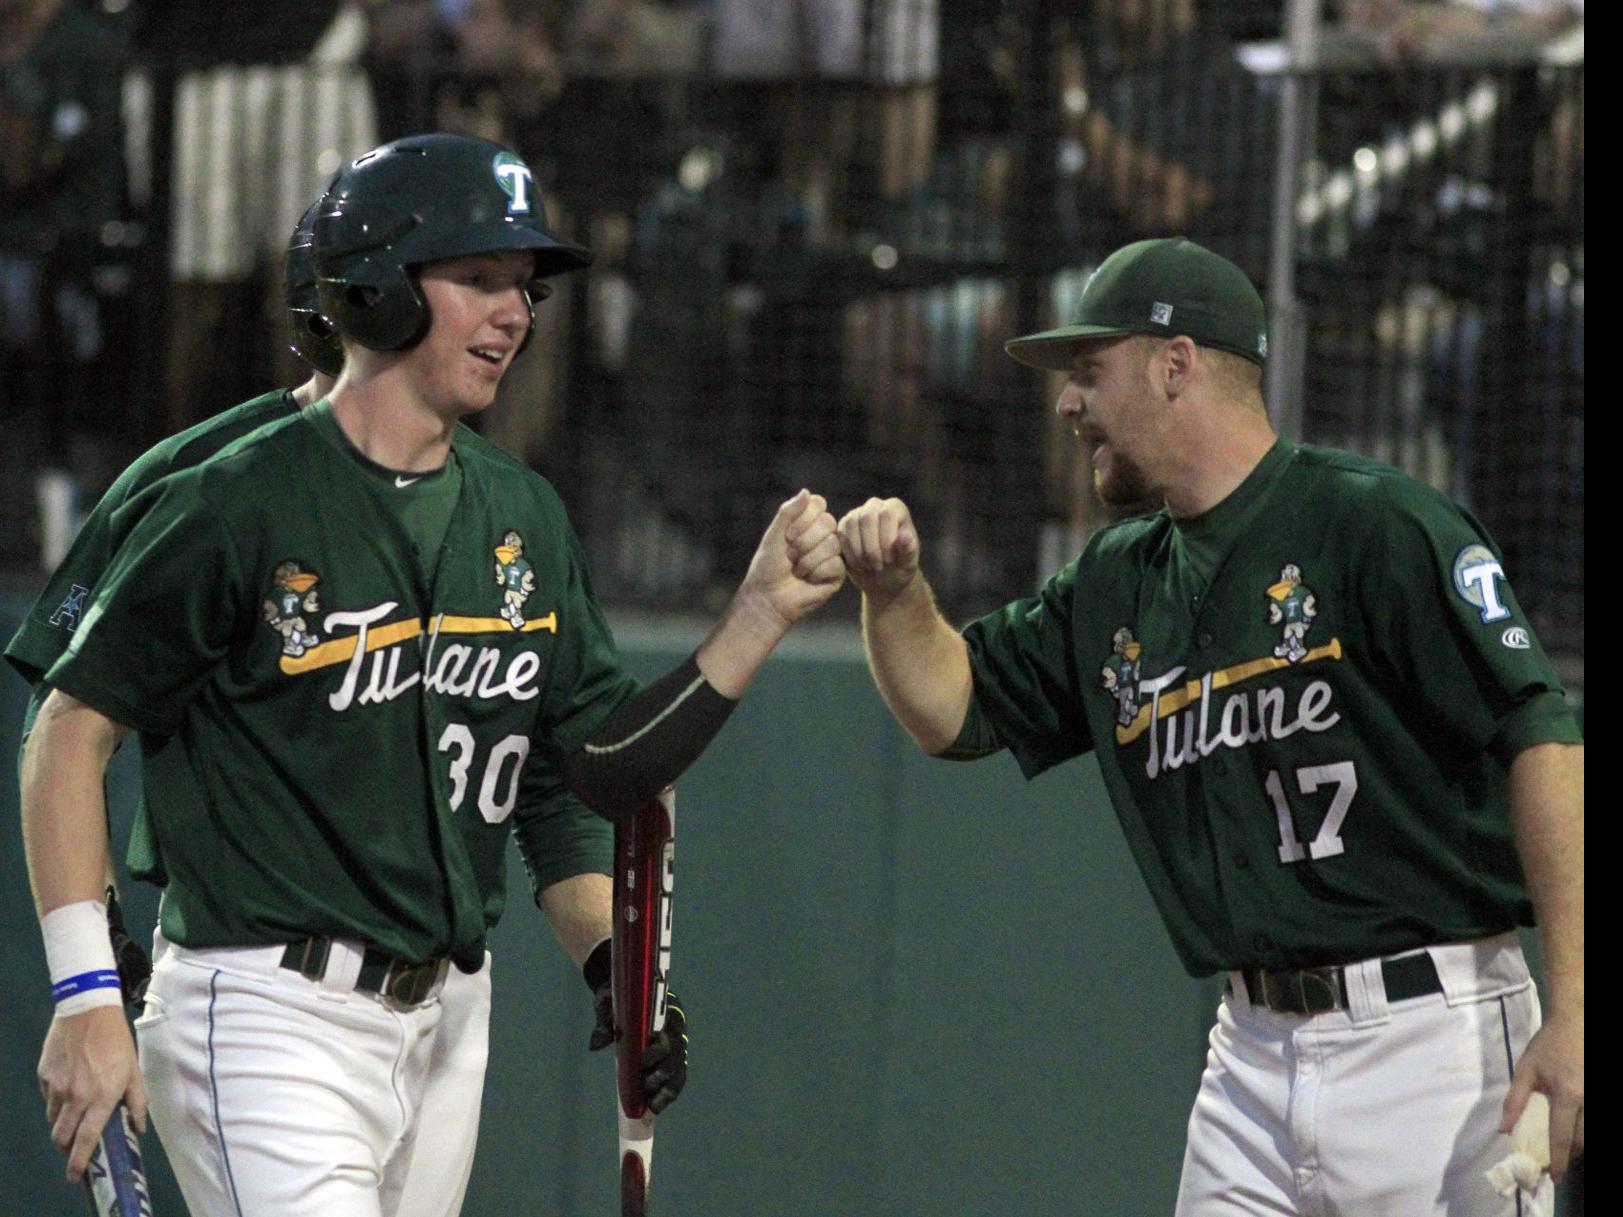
[837,497,921,603]
[740,490,847,626]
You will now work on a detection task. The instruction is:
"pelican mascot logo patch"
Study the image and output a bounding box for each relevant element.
[494,530,537,629]
[1100,626,1144,726]
[1266,563,1317,665]
[263,560,322,657]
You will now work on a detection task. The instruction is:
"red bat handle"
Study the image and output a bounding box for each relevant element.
[612,787,675,1215]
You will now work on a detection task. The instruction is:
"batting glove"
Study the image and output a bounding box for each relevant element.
[583,938,689,1114]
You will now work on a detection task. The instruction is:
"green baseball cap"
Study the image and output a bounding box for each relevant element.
[1004,238,1268,371]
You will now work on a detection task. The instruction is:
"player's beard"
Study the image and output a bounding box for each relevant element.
[1092,452,1152,505]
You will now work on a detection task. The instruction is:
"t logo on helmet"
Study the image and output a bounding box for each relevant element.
[493,153,534,216]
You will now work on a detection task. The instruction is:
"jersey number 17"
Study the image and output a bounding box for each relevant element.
[1265,760,1357,864]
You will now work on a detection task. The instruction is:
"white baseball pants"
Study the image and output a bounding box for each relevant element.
[1176,933,1553,1216]
[136,932,491,1217]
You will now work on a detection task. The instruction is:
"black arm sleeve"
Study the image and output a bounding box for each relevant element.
[559,653,737,820]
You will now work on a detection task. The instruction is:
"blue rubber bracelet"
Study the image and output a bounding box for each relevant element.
[52,969,122,1002]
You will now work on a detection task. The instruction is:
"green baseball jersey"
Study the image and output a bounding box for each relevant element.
[44,401,630,964]
[8,391,300,881]
[961,439,1581,976]
[6,391,298,685]
[7,393,611,914]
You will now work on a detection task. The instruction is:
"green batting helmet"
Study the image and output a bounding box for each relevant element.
[314,133,593,352]
[284,197,344,378]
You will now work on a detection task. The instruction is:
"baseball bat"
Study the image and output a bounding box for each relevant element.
[83,888,154,1217]
[84,1104,153,1217]
[612,786,676,1217]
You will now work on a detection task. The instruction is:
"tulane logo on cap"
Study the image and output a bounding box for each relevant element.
[492,152,535,216]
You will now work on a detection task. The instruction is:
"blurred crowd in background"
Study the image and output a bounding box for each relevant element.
[0,0,1584,673]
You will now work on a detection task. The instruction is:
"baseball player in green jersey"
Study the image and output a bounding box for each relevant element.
[10,199,670,1216]
[837,238,1583,1214]
[8,201,343,857]
[21,133,842,1216]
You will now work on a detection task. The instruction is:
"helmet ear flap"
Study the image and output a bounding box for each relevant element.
[516,279,548,356]
[284,196,345,377]
[319,258,432,351]
[292,311,345,377]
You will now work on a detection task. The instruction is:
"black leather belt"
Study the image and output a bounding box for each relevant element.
[1234,951,1443,1015]
[280,937,448,1009]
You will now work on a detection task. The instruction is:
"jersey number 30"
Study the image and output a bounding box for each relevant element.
[438,724,531,825]
[1265,761,1357,864]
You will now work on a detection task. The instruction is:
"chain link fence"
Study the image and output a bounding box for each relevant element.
[0,0,1583,676]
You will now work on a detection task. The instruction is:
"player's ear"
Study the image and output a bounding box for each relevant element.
[1162,335,1197,398]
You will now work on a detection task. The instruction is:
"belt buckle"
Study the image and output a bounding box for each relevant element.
[1261,966,1344,1015]
[380,958,445,1010]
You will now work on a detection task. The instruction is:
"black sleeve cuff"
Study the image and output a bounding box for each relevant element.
[560,653,736,819]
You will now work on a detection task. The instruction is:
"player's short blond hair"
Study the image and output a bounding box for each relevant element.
[1204,346,1265,406]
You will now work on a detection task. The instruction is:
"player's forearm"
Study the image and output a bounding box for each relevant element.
[538,871,614,967]
[22,684,127,898]
[861,574,973,755]
[694,585,791,699]
[20,691,128,917]
[1508,741,1584,1018]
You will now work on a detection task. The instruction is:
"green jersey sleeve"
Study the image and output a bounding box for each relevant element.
[962,558,1094,777]
[6,510,120,686]
[512,761,614,898]
[45,471,246,735]
[5,390,296,685]
[533,521,641,755]
[1354,476,1581,766]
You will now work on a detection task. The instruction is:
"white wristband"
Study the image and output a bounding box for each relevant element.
[42,900,123,1018]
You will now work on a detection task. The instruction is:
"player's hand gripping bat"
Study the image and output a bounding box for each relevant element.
[612,787,676,1217]
[85,1105,152,1217]
[85,889,154,1217]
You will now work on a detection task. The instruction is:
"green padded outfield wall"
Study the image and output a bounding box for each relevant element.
[0,594,1366,1216]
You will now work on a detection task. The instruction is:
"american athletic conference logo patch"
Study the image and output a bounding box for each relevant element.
[49,583,91,631]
